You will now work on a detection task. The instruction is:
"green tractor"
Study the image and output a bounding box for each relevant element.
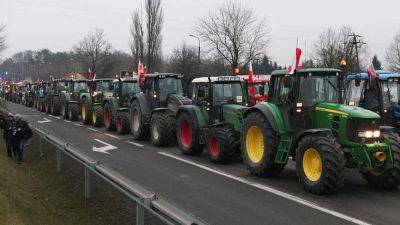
[80,79,113,126]
[58,79,89,121]
[44,79,68,115]
[176,76,249,163]
[241,68,400,194]
[103,74,138,134]
[130,73,192,146]
[23,82,38,107]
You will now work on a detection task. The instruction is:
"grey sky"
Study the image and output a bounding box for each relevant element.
[1,0,399,67]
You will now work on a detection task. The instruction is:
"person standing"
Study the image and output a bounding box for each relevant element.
[1,114,15,157]
[9,117,20,160]
[16,118,32,164]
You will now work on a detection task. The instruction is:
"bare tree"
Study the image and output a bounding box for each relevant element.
[196,1,269,74]
[314,25,366,72]
[386,31,400,72]
[130,11,145,69]
[0,23,6,56]
[73,29,115,77]
[145,0,163,73]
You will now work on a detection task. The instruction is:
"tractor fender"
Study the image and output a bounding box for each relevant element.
[153,107,169,113]
[117,107,129,112]
[244,102,285,135]
[177,105,207,129]
[291,128,333,152]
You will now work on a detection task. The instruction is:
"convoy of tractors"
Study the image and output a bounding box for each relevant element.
[1,66,400,195]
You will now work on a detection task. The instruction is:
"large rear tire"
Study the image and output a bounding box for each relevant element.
[116,111,130,134]
[60,98,68,119]
[206,126,238,164]
[242,112,285,177]
[361,132,400,190]
[176,112,203,155]
[296,134,345,195]
[104,102,115,131]
[81,98,91,125]
[68,103,79,121]
[45,98,51,114]
[92,105,104,127]
[51,96,61,115]
[130,100,149,140]
[150,112,175,146]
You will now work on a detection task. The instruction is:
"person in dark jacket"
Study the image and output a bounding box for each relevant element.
[15,117,32,163]
[1,114,16,157]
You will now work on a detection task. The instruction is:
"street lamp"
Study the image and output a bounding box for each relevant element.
[189,34,201,65]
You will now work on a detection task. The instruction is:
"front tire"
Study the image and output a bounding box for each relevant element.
[104,102,115,131]
[242,112,284,177]
[81,98,91,124]
[206,126,238,164]
[361,132,400,190]
[116,111,130,134]
[150,112,175,147]
[296,134,345,195]
[92,105,104,127]
[68,103,79,121]
[51,96,61,115]
[176,112,203,155]
[130,100,149,140]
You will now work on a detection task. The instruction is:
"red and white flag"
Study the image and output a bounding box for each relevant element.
[248,61,256,96]
[137,60,146,84]
[286,48,302,75]
[87,68,94,80]
[366,63,378,78]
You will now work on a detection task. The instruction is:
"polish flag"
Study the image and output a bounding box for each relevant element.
[137,60,146,84]
[286,48,302,75]
[248,61,256,96]
[366,63,378,78]
[87,68,94,80]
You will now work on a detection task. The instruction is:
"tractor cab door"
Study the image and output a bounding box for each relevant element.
[142,77,156,108]
[270,75,295,133]
[194,83,210,125]
[113,81,123,107]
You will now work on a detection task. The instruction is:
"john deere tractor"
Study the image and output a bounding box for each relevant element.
[23,82,38,107]
[80,79,113,126]
[44,79,69,115]
[176,76,249,163]
[103,74,138,134]
[346,71,400,133]
[241,68,400,194]
[58,79,89,121]
[130,73,192,146]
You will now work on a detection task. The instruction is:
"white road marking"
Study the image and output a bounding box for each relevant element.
[104,133,121,139]
[48,115,61,119]
[92,139,117,154]
[126,141,144,147]
[88,127,100,132]
[64,120,71,123]
[37,118,51,124]
[158,152,371,225]
[73,123,83,127]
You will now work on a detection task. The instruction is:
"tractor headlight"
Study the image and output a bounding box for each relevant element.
[92,91,98,97]
[349,101,355,106]
[358,130,380,138]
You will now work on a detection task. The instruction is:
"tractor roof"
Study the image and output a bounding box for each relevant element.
[91,79,113,82]
[192,76,243,83]
[144,73,183,79]
[113,77,138,83]
[271,68,341,76]
[238,75,269,83]
[347,70,400,81]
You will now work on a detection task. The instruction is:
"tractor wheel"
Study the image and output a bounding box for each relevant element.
[92,105,104,127]
[130,100,149,140]
[150,112,175,146]
[104,103,115,131]
[51,96,61,115]
[361,132,400,190]
[68,103,79,121]
[60,98,68,119]
[116,111,130,134]
[176,112,203,155]
[45,98,51,114]
[242,112,285,177]
[206,126,238,164]
[81,99,91,124]
[296,134,345,195]
[33,96,38,108]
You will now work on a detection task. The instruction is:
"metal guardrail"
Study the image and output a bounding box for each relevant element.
[0,103,204,225]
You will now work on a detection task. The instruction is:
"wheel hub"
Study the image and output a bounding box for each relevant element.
[303,148,322,182]
[246,126,264,163]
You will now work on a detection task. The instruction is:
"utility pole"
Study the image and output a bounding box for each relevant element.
[344,33,366,73]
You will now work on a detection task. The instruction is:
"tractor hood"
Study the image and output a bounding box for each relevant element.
[315,102,380,119]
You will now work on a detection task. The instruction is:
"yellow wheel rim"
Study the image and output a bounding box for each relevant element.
[303,148,322,182]
[82,104,86,120]
[246,126,264,163]
[92,111,97,124]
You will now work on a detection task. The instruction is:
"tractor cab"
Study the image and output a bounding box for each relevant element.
[88,79,113,104]
[111,75,139,109]
[346,71,400,130]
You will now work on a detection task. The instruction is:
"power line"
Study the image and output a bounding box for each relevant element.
[343,33,366,73]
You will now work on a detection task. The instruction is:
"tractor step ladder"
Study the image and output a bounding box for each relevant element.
[275,134,292,164]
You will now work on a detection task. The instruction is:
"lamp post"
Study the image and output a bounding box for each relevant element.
[189,34,201,65]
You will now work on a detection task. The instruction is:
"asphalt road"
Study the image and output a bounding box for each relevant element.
[3,101,400,225]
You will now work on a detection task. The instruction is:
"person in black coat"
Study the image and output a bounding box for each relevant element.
[15,118,32,163]
[0,114,16,158]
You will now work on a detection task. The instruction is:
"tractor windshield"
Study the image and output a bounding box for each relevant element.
[96,81,110,92]
[382,80,400,105]
[122,82,137,96]
[158,77,183,102]
[213,82,245,105]
[346,79,365,105]
[299,74,340,106]
[74,82,89,92]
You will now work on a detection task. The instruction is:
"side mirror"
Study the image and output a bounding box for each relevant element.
[258,85,264,96]
[355,77,361,87]
[283,76,292,88]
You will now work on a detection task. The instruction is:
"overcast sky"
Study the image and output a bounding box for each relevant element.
[1,0,399,67]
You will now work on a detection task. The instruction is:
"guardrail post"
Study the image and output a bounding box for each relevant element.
[136,197,151,225]
[85,166,91,200]
[56,148,62,172]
